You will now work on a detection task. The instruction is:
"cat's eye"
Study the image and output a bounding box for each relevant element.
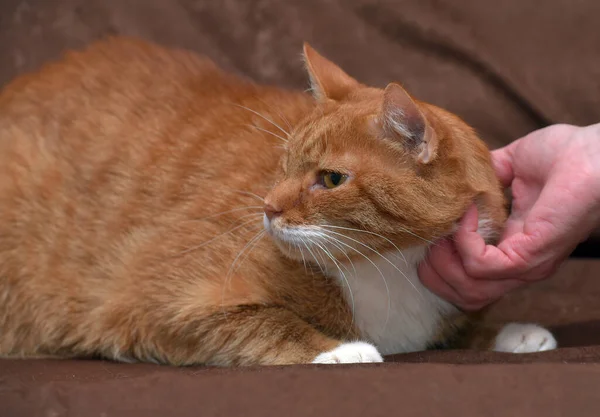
[320,171,348,189]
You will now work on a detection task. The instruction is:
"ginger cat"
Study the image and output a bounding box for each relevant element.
[0,38,556,366]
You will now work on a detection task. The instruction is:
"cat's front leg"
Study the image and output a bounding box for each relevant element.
[144,305,383,366]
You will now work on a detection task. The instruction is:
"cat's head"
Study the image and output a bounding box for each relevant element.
[263,43,505,263]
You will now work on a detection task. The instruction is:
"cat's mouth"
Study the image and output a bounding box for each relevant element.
[263,213,331,260]
[264,214,320,244]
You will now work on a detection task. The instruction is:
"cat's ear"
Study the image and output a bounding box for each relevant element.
[380,83,438,164]
[303,43,361,101]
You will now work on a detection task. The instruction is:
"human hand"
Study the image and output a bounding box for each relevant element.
[419,123,600,311]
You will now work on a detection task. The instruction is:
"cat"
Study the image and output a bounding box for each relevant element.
[0,37,556,366]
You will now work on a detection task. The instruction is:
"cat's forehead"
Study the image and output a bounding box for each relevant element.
[291,104,374,155]
[289,115,348,164]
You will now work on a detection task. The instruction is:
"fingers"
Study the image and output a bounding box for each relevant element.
[453,205,528,279]
[491,141,517,187]
[418,249,465,307]
[419,239,525,311]
[420,239,489,310]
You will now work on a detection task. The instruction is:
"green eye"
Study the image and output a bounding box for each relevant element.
[321,171,348,189]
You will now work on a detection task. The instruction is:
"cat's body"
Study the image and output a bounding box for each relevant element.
[0,38,555,366]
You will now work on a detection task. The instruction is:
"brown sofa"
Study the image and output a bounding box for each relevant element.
[1,1,599,416]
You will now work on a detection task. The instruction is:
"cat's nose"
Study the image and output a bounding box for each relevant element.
[264,203,283,221]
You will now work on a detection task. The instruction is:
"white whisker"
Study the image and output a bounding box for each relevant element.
[187,206,264,223]
[323,237,357,278]
[178,217,262,255]
[229,212,265,226]
[312,242,330,272]
[229,190,265,202]
[320,224,409,264]
[256,97,293,132]
[302,237,326,275]
[309,237,355,336]
[231,103,290,138]
[323,223,435,248]
[314,231,389,333]
[220,229,266,318]
[224,229,266,289]
[249,124,288,143]
[317,227,423,300]
[298,242,308,274]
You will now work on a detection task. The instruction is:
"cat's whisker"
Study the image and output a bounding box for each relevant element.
[178,216,262,255]
[299,239,319,277]
[309,232,353,277]
[322,235,357,278]
[229,190,265,202]
[256,97,293,132]
[313,230,392,334]
[312,238,342,275]
[220,229,266,320]
[298,242,308,274]
[186,206,264,223]
[222,229,266,294]
[229,212,265,227]
[317,227,423,300]
[301,237,326,275]
[320,224,409,265]
[228,230,266,278]
[249,124,288,143]
[312,243,329,272]
[323,223,436,249]
[231,103,290,138]
[308,237,356,335]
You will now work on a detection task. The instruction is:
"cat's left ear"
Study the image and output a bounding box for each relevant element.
[303,43,361,101]
[380,83,438,164]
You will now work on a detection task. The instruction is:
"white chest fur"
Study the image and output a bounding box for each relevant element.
[330,246,458,355]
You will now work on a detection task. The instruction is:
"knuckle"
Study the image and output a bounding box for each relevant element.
[462,258,485,277]
[550,123,577,137]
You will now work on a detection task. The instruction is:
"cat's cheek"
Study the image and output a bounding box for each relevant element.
[311,342,383,364]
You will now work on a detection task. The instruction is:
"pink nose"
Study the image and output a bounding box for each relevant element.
[264,204,282,221]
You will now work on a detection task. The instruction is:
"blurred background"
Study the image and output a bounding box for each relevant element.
[2,0,600,149]
[0,0,599,340]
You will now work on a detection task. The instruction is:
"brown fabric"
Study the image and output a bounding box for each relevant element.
[3,353,600,417]
[1,0,600,415]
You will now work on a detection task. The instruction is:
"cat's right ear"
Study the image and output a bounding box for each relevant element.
[379,83,438,164]
[303,43,361,101]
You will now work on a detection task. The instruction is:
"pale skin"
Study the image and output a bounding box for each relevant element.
[419,123,600,311]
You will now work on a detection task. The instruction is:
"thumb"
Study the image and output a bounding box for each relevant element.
[491,141,517,187]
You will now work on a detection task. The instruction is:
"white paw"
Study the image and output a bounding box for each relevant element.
[312,342,383,364]
[494,323,557,353]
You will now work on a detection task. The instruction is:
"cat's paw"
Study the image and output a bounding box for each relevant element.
[493,323,557,353]
[312,342,383,364]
